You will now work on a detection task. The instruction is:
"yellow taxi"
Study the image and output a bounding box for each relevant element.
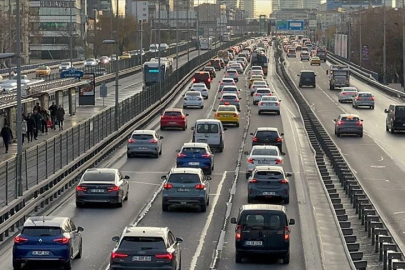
[249,75,265,88]
[35,65,51,77]
[214,104,240,127]
[310,56,321,66]
[119,52,131,60]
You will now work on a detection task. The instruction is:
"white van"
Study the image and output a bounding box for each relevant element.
[191,119,227,152]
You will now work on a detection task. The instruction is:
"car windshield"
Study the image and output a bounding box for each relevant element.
[164,111,181,117]
[131,134,154,140]
[222,95,237,99]
[253,82,266,85]
[222,79,234,83]
[242,214,265,229]
[252,149,278,155]
[119,237,165,250]
[82,172,115,182]
[262,96,277,101]
[168,173,201,183]
[22,227,62,237]
[196,123,219,133]
[358,93,372,97]
[223,87,237,91]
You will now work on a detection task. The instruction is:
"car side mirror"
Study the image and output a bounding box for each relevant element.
[218,97,221,99]
[124,175,130,179]
[360,119,363,122]
[297,74,299,76]
[239,97,242,100]
[160,136,164,139]
[77,226,84,232]
[384,109,388,113]
[223,127,228,131]
[315,75,317,76]
[244,151,249,155]
[289,219,295,225]
[249,132,254,135]
[281,152,286,156]
[206,176,212,180]
[185,113,189,116]
[112,236,120,242]
[286,172,292,177]
[280,133,284,136]
[191,127,195,130]
[279,100,281,102]
[333,119,337,122]
[161,175,167,180]
[175,149,180,153]
[176,237,184,243]
[326,70,329,75]
[230,217,237,224]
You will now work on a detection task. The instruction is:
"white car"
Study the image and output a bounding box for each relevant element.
[183,91,204,109]
[244,145,285,179]
[251,66,263,71]
[221,85,241,99]
[258,96,281,115]
[230,63,244,74]
[190,83,209,99]
[218,78,236,91]
[84,58,98,67]
[59,62,72,71]
[224,69,239,82]
[338,87,358,103]
[250,81,269,95]
[253,88,273,105]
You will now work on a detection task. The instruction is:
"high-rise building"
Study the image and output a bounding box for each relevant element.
[126,0,149,21]
[302,0,320,9]
[218,0,239,9]
[243,0,255,18]
[173,0,194,10]
[271,0,280,14]
[279,0,303,9]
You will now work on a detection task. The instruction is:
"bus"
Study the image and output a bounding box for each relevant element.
[143,61,171,86]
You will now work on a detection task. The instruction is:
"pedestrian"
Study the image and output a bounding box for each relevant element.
[26,113,35,142]
[48,102,57,130]
[32,110,42,140]
[56,105,65,131]
[21,117,27,145]
[40,108,49,134]
[33,102,41,113]
[0,124,13,153]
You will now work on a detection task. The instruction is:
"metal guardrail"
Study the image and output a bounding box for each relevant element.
[0,37,252,247]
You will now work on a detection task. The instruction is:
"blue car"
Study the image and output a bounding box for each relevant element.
[13,216,84,270]
[176,142,214,175]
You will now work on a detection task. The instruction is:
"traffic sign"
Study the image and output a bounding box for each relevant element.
[100,82,107,98]
[287,21,304,31]
[60,68,84,79]
[277,20,287,30]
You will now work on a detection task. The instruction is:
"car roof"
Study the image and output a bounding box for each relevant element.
[227,69,237,72]
[195,119,222,124]
[300,70,315,73]
[256,127,278,132]
[240,204,286,213]
[252,81,266,84]
[192,83,206,86]
[341,87,357,91]
[132,129,155,135]
[85,168,118,174]
[256,88,271,91]
[222,78,234,81]
[182,142,208,148]
[123,226,169,238]
[339,114,360,118]
[222,93,238,96]
[204,66,215,69]
[254,165,285,172]
[223,85,237,89]
[186,91,202,95]
[195,71,209,75]
[24,216,68,228]
[164,108,183,112]
[218,105,237,110]
[357,92,372,94]
[170,167,203,174]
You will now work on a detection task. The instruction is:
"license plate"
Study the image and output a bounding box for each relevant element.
[258,160,271,164]
[138,147,148,150]
[177,188,191,192]
[132,256,151,262]
[245,241,263,246]
[263,192,276,195]
[90,189,104,193]
[223,114,230,117]
[198,139,206,142]
[189,162,200,165]
[32,251,50,256]
[169,122,177,124]
[305,79,310,81]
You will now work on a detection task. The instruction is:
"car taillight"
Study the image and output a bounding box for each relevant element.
[252,137,258,142]
[198,98,202,101]
[201,153,211,158]
[54,237,70,244]
[76,185,87,192]
[247,158,254,164]
[275,159,282,164]
[356,121,363,126]
[215,113,219,117]
[149,139,158,143]
[370,96,375,100]
[232,82,236,85]
[181,115,185,119]
[279,179,288,184]
[155,253,173,260]
[194,184,205,190]
[276,137,282,142]
[128,138,135,143]
[163,183,173,189]
[337,120,344,126]
[235,98,239,102]
[284,226,290,241]
[208,78,211,82]
[267,93,273,96]
[235,225,242,240]
[249,178,260,183]
[258,102,263,106]
[356,97,361,100]
[275,102,280,106]
[14,236,28,244]
[220,99,224,102]
[111,252,128,259]
[254,93,259,96]
[107,186,120,192]
[192,78,196,82]
[342,92,347,95]
[177,153,186,158]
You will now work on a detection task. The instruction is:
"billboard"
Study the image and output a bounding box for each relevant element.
[79,73,95,105]
[277,20,288,30]
[287,21,304,31]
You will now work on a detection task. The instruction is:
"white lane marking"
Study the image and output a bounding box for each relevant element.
[189,171,228,270]
[379,156,384,162]
[372,138,394,160]
[131,181,161,186]
[370,165,386,168]
[394,211,405,215]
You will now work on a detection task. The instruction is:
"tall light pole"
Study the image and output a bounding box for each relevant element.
[176,4,179,78]
[383,1,387,84]
[8,0,11,77]
[70,0,73,64]
[158,0,162,99]
[187,0,190,65]
[16,0,23,197]
[197,0,200,57]
[139,20,143,65]
[402,0,405,91]
[359,4,362,67]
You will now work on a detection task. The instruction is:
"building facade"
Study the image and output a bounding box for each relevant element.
[243,0,255,18]
[302,0,320,9]
[195,3,226,37]
[126,0,148,21]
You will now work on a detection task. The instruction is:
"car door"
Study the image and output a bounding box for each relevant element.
[265,213,287,251]
[168,232,180,266]
[65,221,78,254]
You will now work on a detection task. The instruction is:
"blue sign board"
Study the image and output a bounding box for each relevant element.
[287,21,304,31]
[276,21,287,30]
[148,69,159,73]
[60,68,84,79]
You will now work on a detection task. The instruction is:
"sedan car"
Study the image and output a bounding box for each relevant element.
[251,66,263,72]
[249,69,265,78]
[98,56,110,64]
[334,114,363,137]
[249,75,264,88]
[75,168,130,207]
[250,127,284,151]
[253,88,273,105]
[258,96,281,115]
[221,85,241,99]
[59,62,71,71]
[13,216,84,270]
[338,87,358,103]
[244,145,285,179]
[35,65,51,77]
[127,130,164,158]
[218,77,236,91]
[183,91,204,109]
[230,63,244,74]
[190,83,209,99]
[224,69,239,82]
[310,56,321,66]
[352,92,375,109]
[214,104,240,127]
[176,142,214,174]
[300,52,310,61]
[250,81,269,95]
[162,167,211,212]
[84,58,98,67]
[160,108,188,130]
[219,93,241,111]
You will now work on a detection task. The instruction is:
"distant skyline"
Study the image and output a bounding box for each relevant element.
[195,0,271,17]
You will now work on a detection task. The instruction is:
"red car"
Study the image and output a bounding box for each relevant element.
[160,108,188,130]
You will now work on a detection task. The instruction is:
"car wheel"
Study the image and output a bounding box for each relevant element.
[352,103,355,108]
[76,202,85,208]
[183,105,187,109]
[124,189,129,201]
[206,168,212,175]
[116,198,123,208]
[12,261,22,270]
[235,252,243,263]
[207,197,210,206]
[386,125,389,132]
[200,204,207,212]
[359,133,363,138]
[282,253,290,264]
[63,252,73,270]
[250,92,254,96]
[76,240,83,259]
[336,132,341,137]
[299,84,302,87]
[159,148,162,155]
[201,105,204,109]
[258,110,261,115]
[371,106,374,109]
[127,153,131,158]
[284,197,290,204]
[277,111,280,115]
[338,99,341,103]
[245,173,250,179]
[162,204,169,212]
[160,126,165,131]
[391,128,395,134]
[182,126,186,131]
[218,146,224,153]
[236,122,240,127]
[154,153,159,158]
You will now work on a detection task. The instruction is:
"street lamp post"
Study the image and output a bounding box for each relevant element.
[158,0,162,99]
[176,5,179,79]
[402,0,405,91]
[16,0,23,197]
[70,0,73,64]
[8,0,11,77]
[359,3,363,67]
[383,1,387,84]
[187,0,190,66]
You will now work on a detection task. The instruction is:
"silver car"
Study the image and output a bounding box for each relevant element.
[183,91,204,109]
[224,69,239,82]
[218,78,236,91]
[127,130,164,158]
[338,87,358,103]
[352,91,375,109]
[219,93,241,111]
[334,114,363,137]
[253,88,273,105]
[190,83,209,99]
[230,63,244,74]
[250,81,269,95]
[221,85,241,99]
[244,145,285,179]
[258,96,281,115]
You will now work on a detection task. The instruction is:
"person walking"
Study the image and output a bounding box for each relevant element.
[56,105,65,131]
[40,108,49,134]
[1,124,13,153]
[26,113,35,142]
[21,117,27,145]
[33,102,41,113]
[32,110,42,140]
[48,102,57,130]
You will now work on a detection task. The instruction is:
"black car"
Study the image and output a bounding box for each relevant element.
[203,66,216,79]
[192,71,211,89]
[385,104,405,133]
[250,127,284,151]
[297,70,316,88]
[231,204,295,264]
[110,226,183,270]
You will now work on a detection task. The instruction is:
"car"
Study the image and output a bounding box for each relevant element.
[258,95,281,115]
[248,75,264,88]
[219,93,241,111]
[300,52,310,61]
[95,68,107,77]
[310,50,317,57]
[244,145,285,178]
[230,63,244,74]
[249,69,265,78]
[35,65,51,77]
[192,71,211,89]
[183,91,204,109]
[298,70,316,88]
[385,104,405,133]
[253,88,273,105]
[75,168,130,207]
[250,81,268,95]
[127,130,164,158]
[224,69,239,82]
[191,119,226,152]
[208,58,222,70]
[119,52,131,59]
[203,66,216,79]
[176,143,214,174]
[221,85,241,99]
[236,57,248,67]
[84,58,98,67]
[230,204,295,264]
[352,91,375,109]
[338,87,358,103]
[162,167,211,212]
[334,114,363,137]
[250,127,284,151]
[13,216,84,270]
[110,226,182,270]
[251,66,263,71]
[310,56,321,65]
[59,62,71,71]
[218,77,236,91]
[190,83,209,99]
[214,104,240,127]
[110,54,117,61]
[286,49,296,57]
[160,108,188,130]
[235,60,246,69]
[98,56,110,64]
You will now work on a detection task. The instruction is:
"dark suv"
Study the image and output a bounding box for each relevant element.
[231,204,295,264]
[297,70,316,88]
[192,71,211,89]
[385,104,405,133]
[203,66,216,79]
[250,127,284,151]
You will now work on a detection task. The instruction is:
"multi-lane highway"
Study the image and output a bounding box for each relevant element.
[286,55,405,252]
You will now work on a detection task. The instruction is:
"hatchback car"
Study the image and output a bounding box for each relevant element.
[224,69,239,82]
[258,96,281,115]
[110,226,182,270]
[214,104,240,127]
[247,166,292,204]
[253,88,273,105]
[219,93,241,111]
[334,114,363,137]
[13,216,84,270]
[160,108,188,130]
[190,83,209,99]
[251,66,263,72]
[203,66,216,79]
[310,56,321,65]
[84,58,98,67]
[231,205,295,264]
[192,71,211,89]
[300,52,310,61]
[183,91,204,109]
[250,81,269,95]
[338,87,358,103]
[218,78,236,91]
[127,130,164,158]
[352,92,375,109]
[244,145,285,179]
[75,168,130,207]
[176,142,214,174]
[162,167,211,212]
[221,85,241,99]
[250,127,284,151]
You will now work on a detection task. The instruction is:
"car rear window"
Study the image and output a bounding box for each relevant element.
[254,82,266,85]
[119,237,166,250]
[223,87,237,92]
[22,227,62,237]
[186,92,201,96]
[218,107,235,112]
[242,214,265,229]
[194,73,209,80]
[255,170,283,178]
[227,70,237,74]
[131,134,154,140]
[301,72,315,78]
[262,96,278,101]
[341,116,360,121]
[256,131,277,138]
[168,173,201,183]
[164,111,181,117]
[252,149,278,155]
[82,171,116,181]
[358,93,372,97]
[222,95,236,99]
[395,106,405,116]
[257,89,270,93]
[181,147,206,154]
[222,79,234,83]
[196,123,219,133]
